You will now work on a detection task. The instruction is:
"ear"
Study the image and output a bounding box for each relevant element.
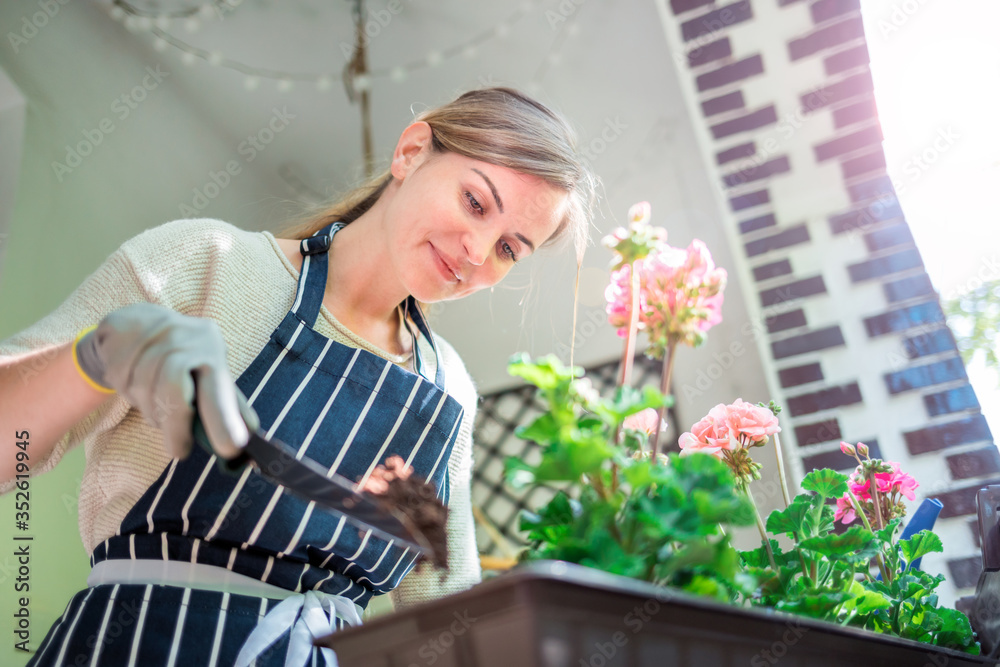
[390,121,434,180]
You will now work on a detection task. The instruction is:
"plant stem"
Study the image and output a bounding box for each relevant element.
[846,488,891,584]
[741,482,777,571]
[866,469,886,532]
[614,261,642,451]
[617,261,641,390]
[651,339,678,459]
[771,431,792,509]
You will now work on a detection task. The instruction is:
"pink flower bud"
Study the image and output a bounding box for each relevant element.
[856,442,869,457]
[628,201,651,225]
[840,441,856,457]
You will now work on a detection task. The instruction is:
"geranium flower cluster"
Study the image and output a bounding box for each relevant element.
[603,207,727,358]
[834,442,918,526]
[677,399,781,483]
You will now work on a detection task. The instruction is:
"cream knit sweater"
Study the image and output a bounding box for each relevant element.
[0,218,482,610]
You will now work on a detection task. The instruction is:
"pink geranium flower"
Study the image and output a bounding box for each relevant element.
[723,398,781,445]
[678,407,733,457]
[623,408,663,435]
[604,235,727,355]
[835,495,857,524]
[849,478,872,502]
[875,462,919,501]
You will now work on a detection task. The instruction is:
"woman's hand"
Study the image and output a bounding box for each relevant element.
[76,303,258,460]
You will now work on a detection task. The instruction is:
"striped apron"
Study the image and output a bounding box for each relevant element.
[28,222,465,666]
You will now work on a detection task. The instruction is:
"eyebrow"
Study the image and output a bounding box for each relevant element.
[471,168,536,253]
[472,168,504,214]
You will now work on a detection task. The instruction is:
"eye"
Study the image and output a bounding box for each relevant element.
[464,191,485,216]
[499,240,518,262]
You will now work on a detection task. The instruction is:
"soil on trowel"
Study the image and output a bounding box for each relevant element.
[363,455,449,570]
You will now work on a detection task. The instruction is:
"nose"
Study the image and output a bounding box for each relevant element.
[462,228,493,267]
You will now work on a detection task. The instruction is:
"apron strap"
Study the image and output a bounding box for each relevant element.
[295,222,448,390]
[402,297,447,389]
[291,222,342,326]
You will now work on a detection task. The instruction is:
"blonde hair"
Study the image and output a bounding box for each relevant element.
[276,87,597,263]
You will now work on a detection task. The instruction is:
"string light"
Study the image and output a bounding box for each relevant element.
[107,0,546,95]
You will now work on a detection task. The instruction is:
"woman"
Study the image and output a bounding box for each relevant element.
[0,86,595,666]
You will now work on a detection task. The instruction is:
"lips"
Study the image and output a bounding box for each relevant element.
[429,243,462,283]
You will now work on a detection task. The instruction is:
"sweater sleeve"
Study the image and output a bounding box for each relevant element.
[0,217,243,490]
[388,335,483,609]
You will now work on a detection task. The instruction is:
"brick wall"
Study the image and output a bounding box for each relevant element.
[657,0,996,601]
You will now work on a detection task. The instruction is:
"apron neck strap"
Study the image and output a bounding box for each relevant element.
[294,222,447,389]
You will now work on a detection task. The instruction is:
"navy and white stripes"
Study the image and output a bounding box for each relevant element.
[30,221,465,666]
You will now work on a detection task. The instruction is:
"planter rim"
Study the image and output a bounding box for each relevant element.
[320,559,988,661]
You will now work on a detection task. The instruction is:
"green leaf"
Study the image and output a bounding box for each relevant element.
[738,540,801,570]
[503,456,536,489]
[776,591,851,619]
[934,606,980,653]
[507,353,579,389]
[843,580,891,615]
[798,525,880,561]
[876,518,902,544]
[899,530,944,567]
[514,413,560,445]
[766,494,817,536]
[800,469,849,498]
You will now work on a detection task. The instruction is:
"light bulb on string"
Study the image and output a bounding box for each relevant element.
[354,74,371,92]
[390,67,406,83]
[426,51,442,67]
[184,17,200,32]
[277,79,294,92]
[316,76,332,91]
[463,45,477,59]
[181,51,197,66]
[208,51,223,66]
[495,24,509,38]
[153,37,169,51]
[244,76,260,91]
[109,5,126,21]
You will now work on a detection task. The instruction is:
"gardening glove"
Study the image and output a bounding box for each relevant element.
[74,302,259,460]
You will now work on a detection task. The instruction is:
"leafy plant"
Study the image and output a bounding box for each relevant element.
[505,354,754,601]
[504,201,979,656]
[943,278,1000,385]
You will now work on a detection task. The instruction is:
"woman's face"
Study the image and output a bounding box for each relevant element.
[382,122,569,304]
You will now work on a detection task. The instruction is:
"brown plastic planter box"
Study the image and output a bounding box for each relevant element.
[318,561,992,666]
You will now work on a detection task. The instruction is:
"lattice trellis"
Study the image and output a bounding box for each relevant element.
[471,354,680,557]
